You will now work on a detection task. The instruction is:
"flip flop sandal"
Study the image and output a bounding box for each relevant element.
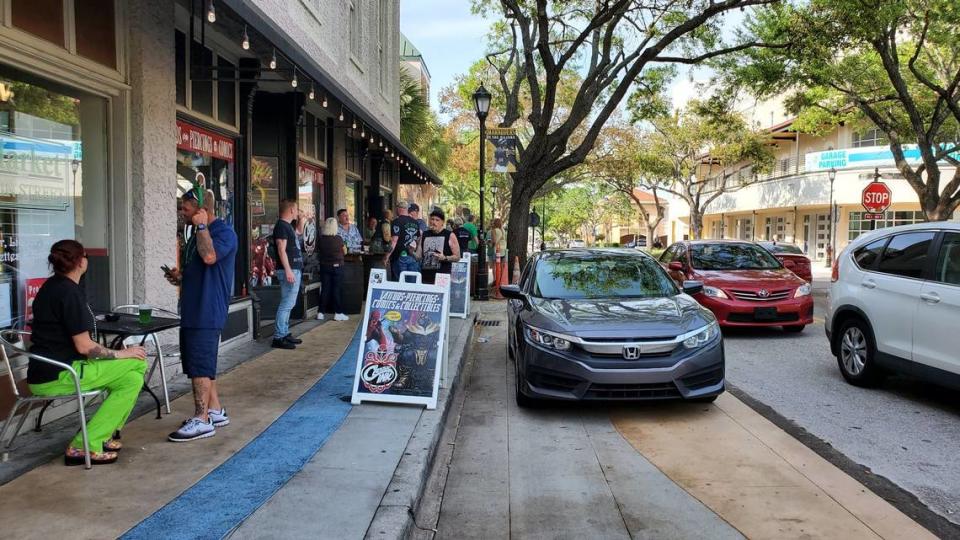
[103,439,123,452]
[64,448,119,466]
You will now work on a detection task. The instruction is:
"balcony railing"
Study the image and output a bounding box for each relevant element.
[702,156,809,193]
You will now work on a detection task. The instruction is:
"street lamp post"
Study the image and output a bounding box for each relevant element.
[826,167,837,267]
[473,83,492,301]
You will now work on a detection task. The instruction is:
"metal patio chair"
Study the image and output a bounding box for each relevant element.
[0,330,103,470]
[111,304,179,414]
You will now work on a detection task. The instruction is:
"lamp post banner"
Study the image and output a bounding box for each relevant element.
[351,277,449,409]
[486,127,518,173]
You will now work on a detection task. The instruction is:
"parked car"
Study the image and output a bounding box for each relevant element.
[568,240,586,248]
[826,222,960,389]
[500,249,724,407]
[757,241,813,283]
[660,240,814,332]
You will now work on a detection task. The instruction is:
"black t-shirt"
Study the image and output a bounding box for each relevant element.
[454,227,471,255]
[390,215,421,262]
[422,229,454,273]
[28,275,95,384]
[273,219,303,270]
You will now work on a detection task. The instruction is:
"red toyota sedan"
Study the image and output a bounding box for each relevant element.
[660,240,814,332]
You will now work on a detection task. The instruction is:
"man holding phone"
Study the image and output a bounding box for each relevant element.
[271,199,304,350]
[164,189,238,442]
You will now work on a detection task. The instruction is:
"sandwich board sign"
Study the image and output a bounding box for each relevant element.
[448,257,471,318]
[351,271,449,409]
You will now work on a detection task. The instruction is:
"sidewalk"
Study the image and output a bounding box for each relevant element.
[0,312,476,539]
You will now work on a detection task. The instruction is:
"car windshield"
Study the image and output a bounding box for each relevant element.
[762,243,803,255]
[532,253,678,299]
[690,243,782,270]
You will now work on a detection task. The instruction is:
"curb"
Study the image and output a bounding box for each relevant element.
[364,313,478,540]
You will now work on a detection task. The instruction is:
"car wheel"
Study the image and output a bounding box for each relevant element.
[836,318,884,387]
[514,357,538,408]
[783,325,805,333]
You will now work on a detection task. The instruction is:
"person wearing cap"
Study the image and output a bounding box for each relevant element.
[386,203,421,280]
[165,189,238,443]
[409,203,428,234]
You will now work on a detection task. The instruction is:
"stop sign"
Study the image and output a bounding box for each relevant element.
[862,182,892,213]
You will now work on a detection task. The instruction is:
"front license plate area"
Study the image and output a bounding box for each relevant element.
[754,307,778,321]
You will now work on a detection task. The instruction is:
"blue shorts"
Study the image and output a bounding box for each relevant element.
[180,328,222,379]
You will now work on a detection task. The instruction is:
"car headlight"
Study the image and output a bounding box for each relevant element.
[525,326,572,352]
[794,283,811,298]
[683,322,720,349]
[702,286,728,299]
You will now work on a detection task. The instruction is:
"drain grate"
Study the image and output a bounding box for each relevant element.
[476,320,501,327]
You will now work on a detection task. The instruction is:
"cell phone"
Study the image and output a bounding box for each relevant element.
[161,265,173,276]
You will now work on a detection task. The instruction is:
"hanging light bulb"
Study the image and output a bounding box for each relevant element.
[269,48,277,70]
[322,94,328,108]
[338,106,344,122]
[291,69,298,88]
[241,25,250,50]
[206,0,216,23]
[379,138,383,147]
[352,117,357,130]
[308,82,315,100]
[370,134,375,144]
[361,125,365,138]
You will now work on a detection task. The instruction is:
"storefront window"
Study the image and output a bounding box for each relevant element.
[345,179,359,227]
[249,156,280,289]
[298,162,324,271]
[175,120,236,282]
[848,210,925,241]
[0,72,109,327]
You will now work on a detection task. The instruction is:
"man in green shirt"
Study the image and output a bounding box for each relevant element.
[463,213,479,253]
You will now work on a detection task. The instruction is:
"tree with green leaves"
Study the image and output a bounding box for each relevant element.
[635,103,775,239]
[469,0,782,267]
[719,0,960,220]
[399,70,451,176]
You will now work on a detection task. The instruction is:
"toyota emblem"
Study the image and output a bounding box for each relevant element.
[623,346,640,360]
[758,289,770,298]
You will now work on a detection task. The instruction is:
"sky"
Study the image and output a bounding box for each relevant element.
[398,2,742,114]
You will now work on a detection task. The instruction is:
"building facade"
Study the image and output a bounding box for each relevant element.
[666,99,958,263]
[0,0,437,422]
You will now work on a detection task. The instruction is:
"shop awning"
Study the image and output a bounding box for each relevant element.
[219,0,441,185]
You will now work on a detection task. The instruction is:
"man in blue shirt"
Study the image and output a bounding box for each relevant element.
[272,199,304,350]
[166,189,238,442]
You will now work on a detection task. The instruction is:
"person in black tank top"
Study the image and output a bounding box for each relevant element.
[420,208,461,285]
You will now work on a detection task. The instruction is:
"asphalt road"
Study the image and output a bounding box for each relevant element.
[722,296,960,531]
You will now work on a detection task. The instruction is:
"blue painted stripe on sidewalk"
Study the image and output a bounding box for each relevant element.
[121,326,361,540]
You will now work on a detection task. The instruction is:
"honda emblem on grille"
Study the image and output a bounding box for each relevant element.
[623,346,640,360]
[758,289,770,298]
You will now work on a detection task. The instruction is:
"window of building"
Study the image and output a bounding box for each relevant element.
[346,136,363,175]
[349,1,362,61]
[0,70,111,325]
[175,30,239,129]
[299,112,327,164]
[876,232,935,279]
[11,0,65,47]
[75,0,117,69]
[852,127,888,148]
[848,210,926,241]
[11,0,118,70]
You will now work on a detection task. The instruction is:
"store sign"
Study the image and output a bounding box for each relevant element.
[298,162,324,185]
[0,134,74,209]
[351,275,449,409]
[805,143,960,172]
[176,120,234,162]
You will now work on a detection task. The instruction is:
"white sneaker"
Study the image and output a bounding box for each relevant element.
[208,407,229,427]
[316,312,325,321]
[334,313,349,321]
[168,417,215,442]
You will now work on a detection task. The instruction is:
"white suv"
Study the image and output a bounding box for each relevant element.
[826,222,960,388]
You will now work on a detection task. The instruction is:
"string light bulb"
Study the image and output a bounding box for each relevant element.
[338,106,344,122]
[308,83,315,100]
[269,48,277,70]
[322,94,328,108]
[352,117,357,130]
[206,0,216,23]
[241,25,249,50]
[370,134,374,144]
[361,125,365,138]
[291,69,298,88]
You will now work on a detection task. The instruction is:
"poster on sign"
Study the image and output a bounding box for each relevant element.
[351,276,449,409]
[448,257,470,318]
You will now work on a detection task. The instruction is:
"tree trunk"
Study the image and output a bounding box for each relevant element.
[645,222,657,252]
[506,189,533,283]
[690,211,704,240]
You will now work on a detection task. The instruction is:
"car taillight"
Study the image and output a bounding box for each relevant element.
[831,257,839,282]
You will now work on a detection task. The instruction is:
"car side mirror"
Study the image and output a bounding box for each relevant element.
[783,259,796,269]
[500,284,530,308]
[682,280,704,296]
[668,261,684,272]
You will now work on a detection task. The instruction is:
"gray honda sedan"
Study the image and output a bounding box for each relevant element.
[501,249,724,407]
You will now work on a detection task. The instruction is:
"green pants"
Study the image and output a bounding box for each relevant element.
[29,359,146,453]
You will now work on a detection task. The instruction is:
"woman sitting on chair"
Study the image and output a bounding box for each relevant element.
[28,240,147,466]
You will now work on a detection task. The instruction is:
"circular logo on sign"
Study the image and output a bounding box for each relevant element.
[360,349,399,393]
[385,310,402,322]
